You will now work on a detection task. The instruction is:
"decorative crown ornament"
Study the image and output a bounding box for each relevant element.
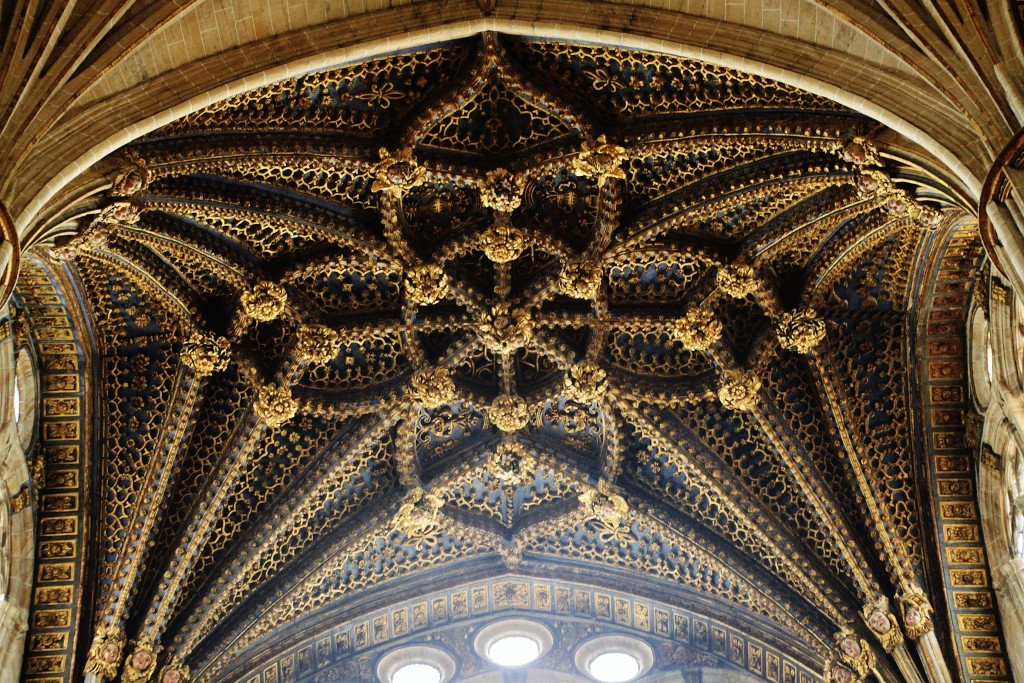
[861,597,904,652]
[563,360,608,404]
[671,306,722,352]
[717,370,762,412]
[84,625,127,679]
[487,394,530,432]
[410,366,457,409]
[181,331,231,375]
[240,281,288,322]
[372,147,426,195]
[254,383,298,428]
[122,638,161,683]
[717,263,759,298]
[404,261,449,306]
[776,308,826,354]
[479,168,526,212]
[295,324,342,364]
[572,135,628,186]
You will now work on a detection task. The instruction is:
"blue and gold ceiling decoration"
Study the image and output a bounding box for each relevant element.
[20,31,1007,683]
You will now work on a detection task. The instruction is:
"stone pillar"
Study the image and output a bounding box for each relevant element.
[993,557,1024,678]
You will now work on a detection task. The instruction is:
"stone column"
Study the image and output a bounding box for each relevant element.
[993,557,1024,678]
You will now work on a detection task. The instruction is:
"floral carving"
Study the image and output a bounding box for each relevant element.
[480,304,533,354]
[717,263,759,298]
[717,371,761,412]
[579,479,631,541]
[479,168,525,212]
[671,306,722,352]
[563,360,608,403]
[254,383,298,428]
[404,262,449,306]
[295,324,342,364]
[181,331,231,375]
[372,147,425,195]
[558,258,603,300]
[572,135,628,186]
[487,394,530,432]
[410,367,456,409]
[480,217,528,263]
[776,308,826,354]
[240,281,288,322]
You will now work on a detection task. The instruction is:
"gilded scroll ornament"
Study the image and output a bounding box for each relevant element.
[404,262,449,306]
[84,625,126,679]
[671,306,722,352]
[487,394,530,432]
[157,660,190,683]
[240,281,288,322]
[776,308,826,354]
[897,588,934,639]
[563,360,608,404]
[396,488,445,539]
[372,148,425,195]
[410,367,457,409]
[122,639,160,683]
[717,371,761,412]
[835,628,874,677]
[717,263,759,298]
[480,217,528,263]
[295,324,342,364]
[572,135,628,186]
[479,168,526,212]
[490,441,534,483]
[862,598,904,652]
[579,479,631,541]
[254,383,298,428]
[110,151,150,197]
[180,331,231,375]
[558,258,603,299]
[480,304,533,354]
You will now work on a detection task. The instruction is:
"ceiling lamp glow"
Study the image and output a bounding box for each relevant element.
[391,663,442,683]
[589,652,641,682]
[487,635,541,666]
[376,646,455,683]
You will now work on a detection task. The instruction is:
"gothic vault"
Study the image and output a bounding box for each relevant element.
[3,22,1016,683]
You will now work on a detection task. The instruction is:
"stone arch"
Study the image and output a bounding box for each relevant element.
[16,2,994,241]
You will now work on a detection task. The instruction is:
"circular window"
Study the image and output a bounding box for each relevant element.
[589,652,640,682]
[574,634,654,683]
[474,619,552,668]
[488,635,540,666]
[392,663,441,683]
[376,646,456,683]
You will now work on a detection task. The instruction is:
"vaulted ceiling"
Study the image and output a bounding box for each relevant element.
[19,32,1000,683]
